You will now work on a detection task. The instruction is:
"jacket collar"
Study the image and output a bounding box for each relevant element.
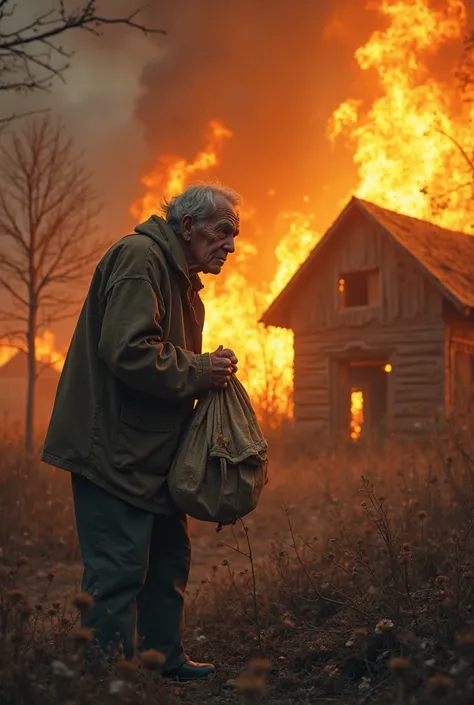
[135,215,204,291]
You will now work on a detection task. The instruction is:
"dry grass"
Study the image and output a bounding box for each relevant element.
[1,424,474,704]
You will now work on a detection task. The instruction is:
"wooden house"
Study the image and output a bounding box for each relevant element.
[261,197,474,439]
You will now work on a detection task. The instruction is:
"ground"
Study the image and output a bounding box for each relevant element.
[1,429,474,704]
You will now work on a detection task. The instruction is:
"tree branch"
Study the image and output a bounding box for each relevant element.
[435,126,474,174]
[0,2,166,126]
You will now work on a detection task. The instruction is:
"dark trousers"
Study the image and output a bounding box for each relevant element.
[71,474,190,669]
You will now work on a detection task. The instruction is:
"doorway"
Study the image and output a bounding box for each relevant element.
[332,357,391,440]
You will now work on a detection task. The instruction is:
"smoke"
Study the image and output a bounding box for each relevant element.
[134,1,370,235]
[1,0,473,349]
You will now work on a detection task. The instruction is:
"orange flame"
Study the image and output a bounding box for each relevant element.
[131,0,472,424]
[131,121,319,421]
[130,121,233,222]
[328,0,473,230]
[0,330,65,373]
[350,390,364,441]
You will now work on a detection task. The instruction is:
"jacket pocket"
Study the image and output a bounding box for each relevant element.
[113,402,182,474]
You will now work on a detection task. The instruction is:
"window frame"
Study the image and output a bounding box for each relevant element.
[337,268,381,311]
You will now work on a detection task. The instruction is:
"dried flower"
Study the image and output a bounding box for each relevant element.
[116,659,138,681]
[46,570,56,582]
[70,627,94,645]
[221,559,230,567]
[71,592,94,611]
[141,649,166,670]
[47,607,58,617]
[428,674,453,696]
[52,600,61,609]
[52,660,75,679]
[435,575,448,585]
[417,510,428,521]
[388,657,410,675]
[375,619,394,634]
[6,589,26,605]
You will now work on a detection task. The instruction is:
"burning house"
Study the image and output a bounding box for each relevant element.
[261,197,474,440]
[0,335,63,432]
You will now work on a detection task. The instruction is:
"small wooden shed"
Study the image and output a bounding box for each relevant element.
[261,197,474,439]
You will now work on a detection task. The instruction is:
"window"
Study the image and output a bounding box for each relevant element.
[338,269,380,309]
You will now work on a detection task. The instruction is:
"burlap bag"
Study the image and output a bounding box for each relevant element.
[167,376,268,525]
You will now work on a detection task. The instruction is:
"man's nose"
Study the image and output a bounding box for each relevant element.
[223,236,235,253]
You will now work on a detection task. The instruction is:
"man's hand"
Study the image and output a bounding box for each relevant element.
[209,346,239,390]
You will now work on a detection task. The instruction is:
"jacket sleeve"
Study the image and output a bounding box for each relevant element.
[98,275,212,399]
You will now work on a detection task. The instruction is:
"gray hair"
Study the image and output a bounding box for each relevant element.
[161,183,241,234]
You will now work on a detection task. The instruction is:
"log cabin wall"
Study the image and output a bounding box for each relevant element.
[288,210,446,437]
[445,315,474,416]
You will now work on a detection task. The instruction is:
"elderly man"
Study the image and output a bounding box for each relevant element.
[42,184,240,680]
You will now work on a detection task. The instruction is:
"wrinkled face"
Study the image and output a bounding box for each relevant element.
[181,195,239,275]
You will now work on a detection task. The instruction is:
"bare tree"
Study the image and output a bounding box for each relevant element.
[0,114,106,454]
[0,0,165,128]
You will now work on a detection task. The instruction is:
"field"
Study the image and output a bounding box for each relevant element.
[1,426,474,705]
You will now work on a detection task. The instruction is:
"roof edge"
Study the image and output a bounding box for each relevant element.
[260,196,360,327]
[261,196,472,327]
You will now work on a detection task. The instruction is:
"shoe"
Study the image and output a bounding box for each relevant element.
[163,660,216,682]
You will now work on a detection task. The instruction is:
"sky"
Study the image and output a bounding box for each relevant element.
[1,0,474,346]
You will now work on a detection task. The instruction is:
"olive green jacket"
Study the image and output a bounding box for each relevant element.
[41,216,212,514]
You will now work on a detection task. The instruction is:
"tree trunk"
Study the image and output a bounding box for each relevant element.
[25,305,37,457]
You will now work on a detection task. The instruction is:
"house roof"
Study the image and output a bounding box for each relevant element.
[261,196,474,328]
[0,351,60,380]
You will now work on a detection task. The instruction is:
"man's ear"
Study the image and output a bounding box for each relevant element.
[181,214,193,243]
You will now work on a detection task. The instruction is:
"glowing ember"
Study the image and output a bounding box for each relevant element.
[350,389,364,441]
[0,330,65,373]
[131,122,319,421]
[384,363,392,373]
[328,0,474,231]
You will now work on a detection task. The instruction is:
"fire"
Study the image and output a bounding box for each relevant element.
[131,121,319,421]
[130,0,473,425]
[130,121,233,221]
[35,331,65,373]
[350,390,364,441]
[0,330,65,374]
[328,0,474,231]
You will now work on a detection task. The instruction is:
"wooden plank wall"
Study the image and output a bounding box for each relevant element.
[445,317,474,415]
[293,322,445,436]
[289,210,446,436]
